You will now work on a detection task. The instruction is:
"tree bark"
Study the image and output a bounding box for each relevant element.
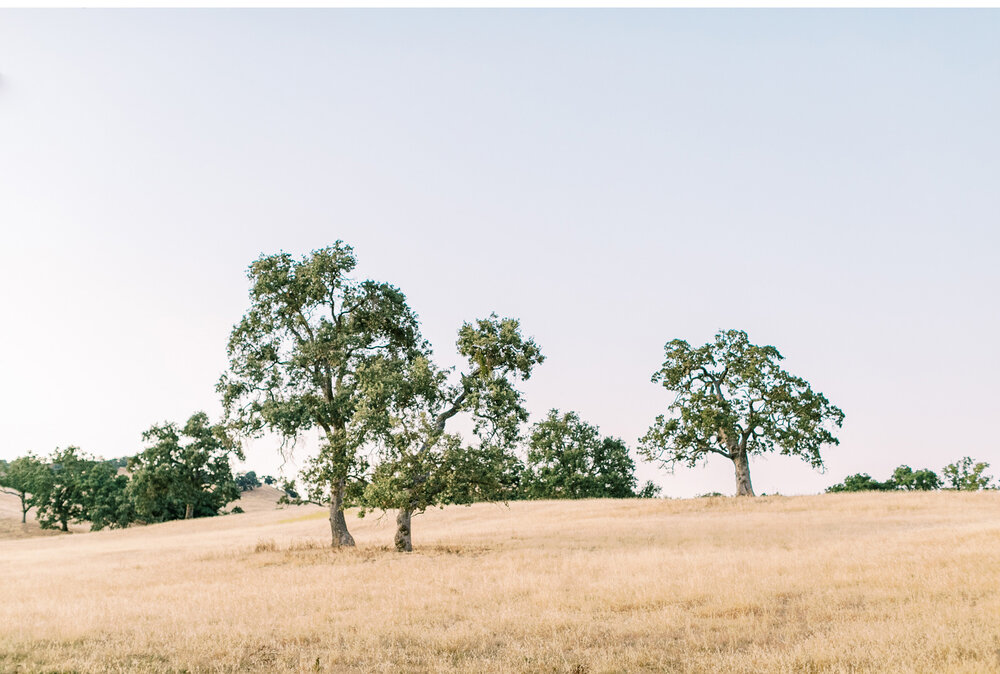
[394,508,413,552]
[184,503,194,519]
[732,451,755,497]
[60,518,68,532]
[20,495,28,524]
[329,478,356,547]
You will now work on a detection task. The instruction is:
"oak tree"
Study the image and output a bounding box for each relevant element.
[31,446,130,531]
[219,243,423,547]
[0,454,47,523]
[359,315,543,551]
[942,457,994,491]
[523,410,639,499]
[128,412,241,522]
[640,329,844,496]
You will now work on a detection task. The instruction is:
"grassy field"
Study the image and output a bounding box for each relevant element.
[1,491,999,673]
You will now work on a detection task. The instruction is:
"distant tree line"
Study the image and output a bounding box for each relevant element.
[0,413,268,531]
[0,405,658,536]
[827,457,995,493]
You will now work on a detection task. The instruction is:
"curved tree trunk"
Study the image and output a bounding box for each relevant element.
[732,451,755,496]
[329,478,356,547]
[184,503,194,519]
[394,508,413,552]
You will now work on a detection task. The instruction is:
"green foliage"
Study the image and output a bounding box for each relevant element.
[277,478,300,503]
[827,465,945,493]
[636,480,663,499]
[262,475,277,485]
[891,465,941,491]
[128,412,242,522]
[0,453,48,523]
[218,243,424,513]
[826,473,896,493]
[359,315,543,525]
[235,470,261,492]
[82,462,133,531]
[942,457,994,491]
[522,410,640,499]
[32,447,130,531]
[640,329,844,496]
[32,447,88,530]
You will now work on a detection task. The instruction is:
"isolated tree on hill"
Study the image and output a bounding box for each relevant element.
[0,454,47,523]
[359,315,543,552]
[235,470,261,492]
[128,412,242,522]
[219,243,423,547]
[640,329,844,497]
[942,457,994,491]
[523,410,639,499]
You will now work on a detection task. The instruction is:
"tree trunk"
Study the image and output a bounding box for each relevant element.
[184,503,194,519]
[328,478,356,547]
[60,518,68,532]
[20,495,28,524]
[395,508,413,552]
[732,451,755,497]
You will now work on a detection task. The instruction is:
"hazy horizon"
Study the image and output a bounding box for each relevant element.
[1,9,998,497]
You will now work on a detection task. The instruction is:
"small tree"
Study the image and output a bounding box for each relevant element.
[942,457,994,491]
[32,447,89,531]
[0,454,47,523]
[219,243,423,547]
[523,410,639,499]
[128,412,242,522]
[359,315,543,552]
[891,465,941,491]
[640,330,844,497]
[235,470,261,492]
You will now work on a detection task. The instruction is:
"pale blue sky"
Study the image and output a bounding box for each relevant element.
[1,10,998,496]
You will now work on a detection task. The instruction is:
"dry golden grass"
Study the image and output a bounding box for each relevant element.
[2,492,1000,673]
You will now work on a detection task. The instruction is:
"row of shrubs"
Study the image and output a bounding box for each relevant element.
[827,457,995,492]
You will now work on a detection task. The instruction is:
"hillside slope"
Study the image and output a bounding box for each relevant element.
[2,493,1000,673]
[0,485,287,540]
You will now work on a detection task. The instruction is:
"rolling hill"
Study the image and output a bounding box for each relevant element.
[2,492,999,672]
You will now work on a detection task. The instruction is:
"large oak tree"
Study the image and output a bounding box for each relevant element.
[219,243,423,547]
[639,329,844,496]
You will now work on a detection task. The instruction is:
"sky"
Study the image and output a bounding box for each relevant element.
[1,10,998,497]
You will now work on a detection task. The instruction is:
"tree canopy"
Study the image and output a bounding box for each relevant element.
[219,242,424,547]
[640,329,844,496]
[942,457,994,491]
[128,412,242,522]
[522,410,639,500]
[0,454,47,523]
[30,447,130,531]
[358,315,544,551]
